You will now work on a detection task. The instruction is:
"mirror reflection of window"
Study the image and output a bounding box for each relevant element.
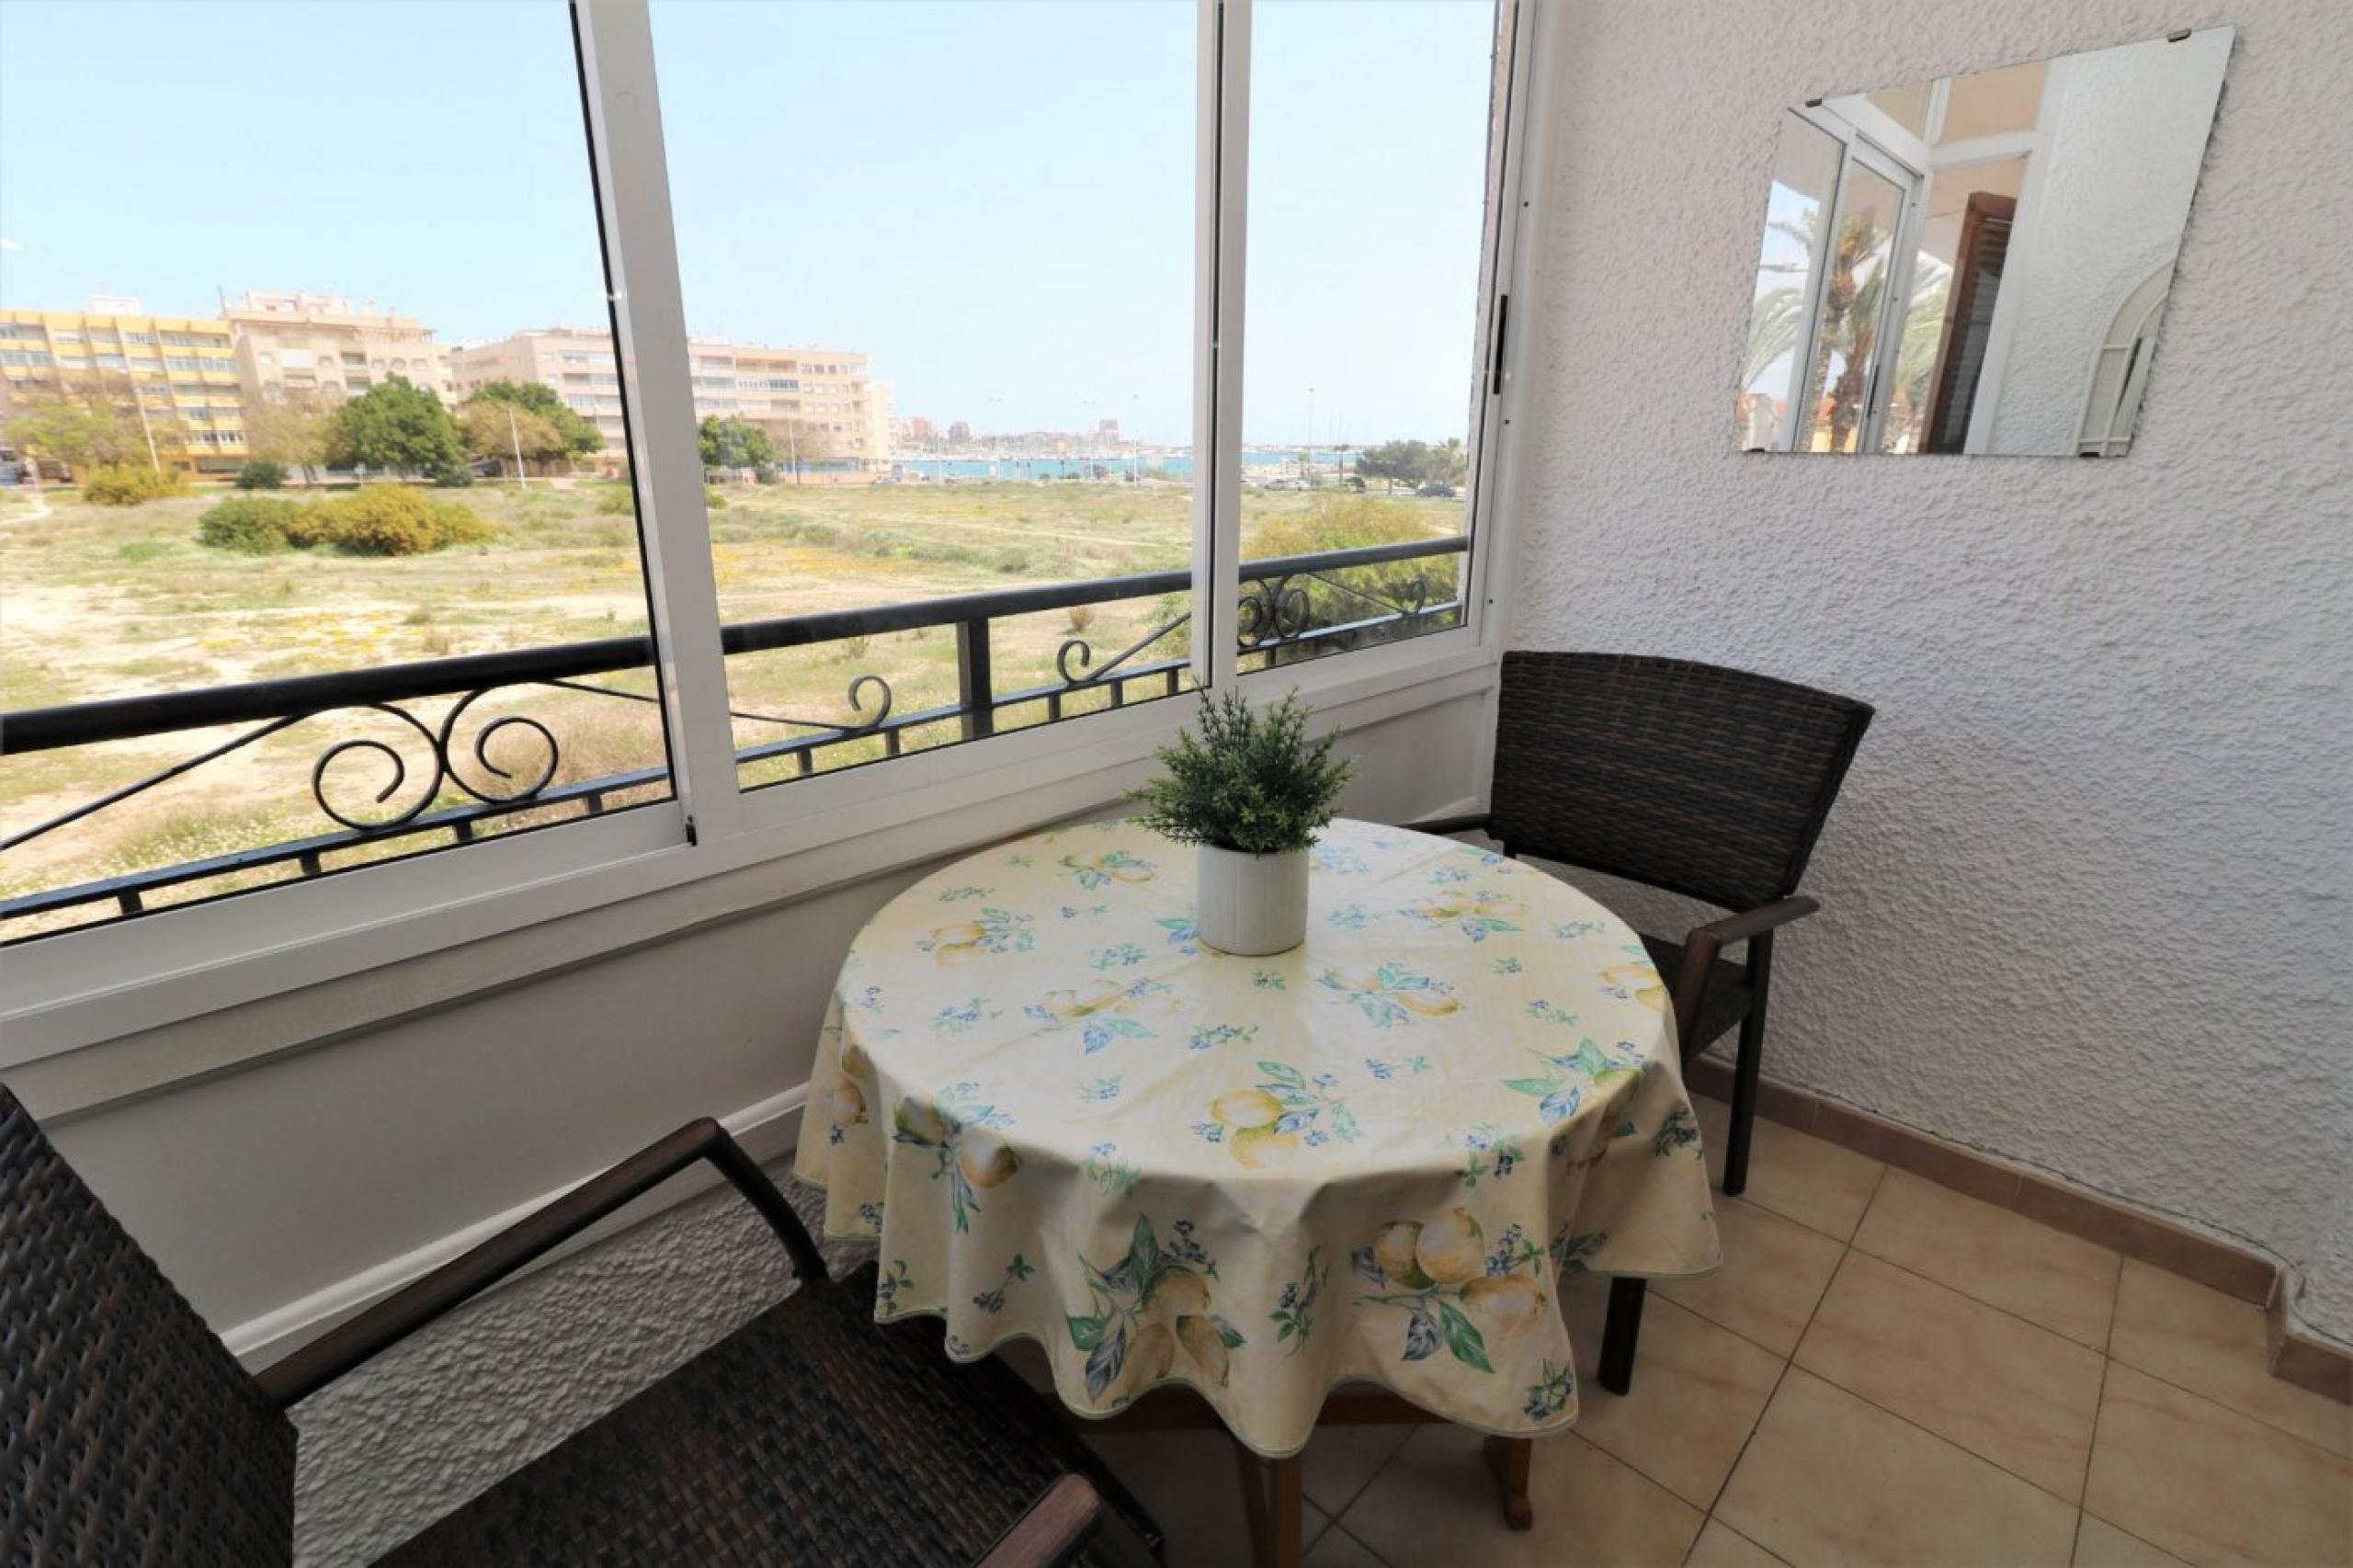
[1802,162,1902,454]
[1732,28,2231,457]
[1738,116,1841,451]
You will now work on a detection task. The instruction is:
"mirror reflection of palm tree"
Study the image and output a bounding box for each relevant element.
[1747,200,1953,452]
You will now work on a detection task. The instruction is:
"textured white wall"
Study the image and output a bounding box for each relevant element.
[1512,0,2351,1337]
[1988,28,2230,454]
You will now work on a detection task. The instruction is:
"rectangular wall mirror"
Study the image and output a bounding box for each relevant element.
[1736,27,2232,457]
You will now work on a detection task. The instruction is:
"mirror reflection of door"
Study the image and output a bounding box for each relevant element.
[1920,190,2018,452]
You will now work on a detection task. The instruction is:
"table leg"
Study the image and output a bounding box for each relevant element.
[1481,1435,1535,1529]
[1232,1441,1307,1568]
[1233,1437,1270,1562]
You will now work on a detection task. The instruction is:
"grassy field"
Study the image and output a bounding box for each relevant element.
[0,476,1461,928]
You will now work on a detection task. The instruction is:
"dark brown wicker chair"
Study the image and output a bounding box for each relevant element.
[1412,651,1870,1392]
[0,1085,1160,1566]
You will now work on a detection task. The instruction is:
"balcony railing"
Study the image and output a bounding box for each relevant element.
[0,535,1466,931]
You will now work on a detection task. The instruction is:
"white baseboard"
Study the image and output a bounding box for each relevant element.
[223,1084,808,1368]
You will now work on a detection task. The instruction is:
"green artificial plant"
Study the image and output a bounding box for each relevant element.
[1131,688,1356,857]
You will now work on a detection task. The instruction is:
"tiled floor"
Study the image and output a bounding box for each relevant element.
[1049,1093,2353,1566]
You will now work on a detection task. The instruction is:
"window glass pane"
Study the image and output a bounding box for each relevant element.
[1739,114,1844,450]
[1238,0,1495,671]
[650,0,1196,788]
[0,0,671,940]
[1867,83,1933,138]
[1799,161,1902,454]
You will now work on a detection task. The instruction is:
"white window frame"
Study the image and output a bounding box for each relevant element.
[0,0,1540,1096]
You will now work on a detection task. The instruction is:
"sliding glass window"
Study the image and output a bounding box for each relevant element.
[0,0,672,941]
[0,0,1525,959]
[1235,0,1506,673]
[649,0,1199,789]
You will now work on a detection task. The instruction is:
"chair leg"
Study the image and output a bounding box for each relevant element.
[1597,1277,1647,1395]
[1722,933,1774,1199]
[1481,1436,1535,1529]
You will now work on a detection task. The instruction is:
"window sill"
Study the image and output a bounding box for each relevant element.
[5,635,1498,1119]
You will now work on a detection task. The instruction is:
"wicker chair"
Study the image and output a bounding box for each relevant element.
[0,1085,1160,1566]
[1413,652,1870,1392]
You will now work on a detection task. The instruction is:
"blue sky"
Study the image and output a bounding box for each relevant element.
[0,0,1494,447]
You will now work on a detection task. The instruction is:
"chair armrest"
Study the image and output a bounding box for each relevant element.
[1690,895,1819,949]
[253,1117,828,1409]
[1404,811,1493,837]
[1669,896,1820,1051]
[975,1474,1125,1568]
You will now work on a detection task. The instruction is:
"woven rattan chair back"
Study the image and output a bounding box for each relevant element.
[1488,652,1872,911]
[1,1085,297,1564]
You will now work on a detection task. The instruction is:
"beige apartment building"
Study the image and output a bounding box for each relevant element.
[223,290,453,411]
[0,299,245,473]
[449,326,892,470]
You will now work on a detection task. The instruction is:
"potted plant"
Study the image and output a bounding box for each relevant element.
[1131,688,1355,956]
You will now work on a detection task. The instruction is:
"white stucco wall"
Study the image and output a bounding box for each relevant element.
[1986,28,2231,454]
[1512,0,2350,1337]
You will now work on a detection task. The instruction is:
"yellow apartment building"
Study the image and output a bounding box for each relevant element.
[0,299,246,473]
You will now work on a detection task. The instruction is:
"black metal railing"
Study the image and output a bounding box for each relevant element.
[0,535,1466,928]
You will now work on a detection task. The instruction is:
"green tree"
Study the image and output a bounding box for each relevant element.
[1354,439,1432,493]
[323,375,463,477]
[468,379,603,460]
[699,415,774,472]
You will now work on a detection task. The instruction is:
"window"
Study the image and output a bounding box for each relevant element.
[0,0,1527,1002]
[0,0,675,941]
[653,0,1205,790]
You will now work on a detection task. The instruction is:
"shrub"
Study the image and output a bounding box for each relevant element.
[429,462,475,488]
[235,460,288,490]
[704,485,728,510]
[83,464,189,506]
[197,496,305,554]
[278,503,335,550]
[305,485,494,556]
[596,484,636,515]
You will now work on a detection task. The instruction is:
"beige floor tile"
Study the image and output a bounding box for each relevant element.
[1687,1518,1789,1566]
[1085,1427,1332,1567]
[1697,1096,1884,1241]
[1716,1368,2080,1566]
[1341,1426,1702,1565]
[1302,1525,1388,1566]
[1657,1193,1847,1356]
[2084,1364,2353,1567]
[2073,1513,2189,1566]
[1300,1417,1419,1517]
[2109,1260,2353,1459]
[1852,1167,2120,1348]
[1560,1273,1784,1507]
[1794,1249,2105,1500]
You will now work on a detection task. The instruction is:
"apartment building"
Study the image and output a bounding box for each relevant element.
[222,290,453,411]
[0,299,245,472]
[449,326,892,469]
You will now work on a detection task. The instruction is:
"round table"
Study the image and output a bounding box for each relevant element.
[795,816,1720,1459]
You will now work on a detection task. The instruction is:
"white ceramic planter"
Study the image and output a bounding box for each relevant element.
[1195,843,1309,956]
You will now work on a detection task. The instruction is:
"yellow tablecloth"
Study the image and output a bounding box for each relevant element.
[796,817,1720,1456]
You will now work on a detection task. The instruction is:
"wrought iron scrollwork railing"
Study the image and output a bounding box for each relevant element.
[0,534,1467,930]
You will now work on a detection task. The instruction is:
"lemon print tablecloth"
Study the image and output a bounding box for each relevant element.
[796,817,1720,1457]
